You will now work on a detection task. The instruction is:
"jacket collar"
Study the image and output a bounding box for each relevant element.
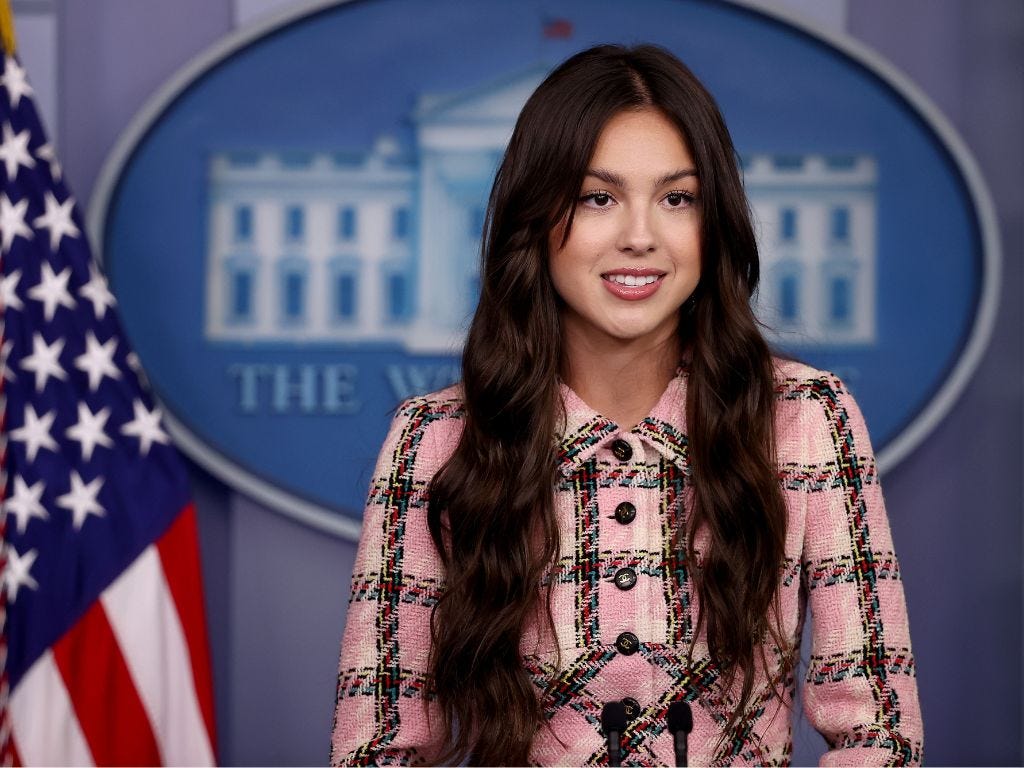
[555,370,690,477]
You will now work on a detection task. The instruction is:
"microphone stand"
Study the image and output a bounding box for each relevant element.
[667,700,693,767]
[602,701,627,766]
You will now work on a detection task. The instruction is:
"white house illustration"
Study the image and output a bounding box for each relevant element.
[205,66,876,351]
[746,154,877,346]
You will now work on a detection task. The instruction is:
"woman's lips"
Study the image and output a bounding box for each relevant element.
[601,270,665,300]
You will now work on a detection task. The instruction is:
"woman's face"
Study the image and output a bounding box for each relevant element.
[548,107,701,353]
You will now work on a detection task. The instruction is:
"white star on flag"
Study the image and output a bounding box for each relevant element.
[74,330,120,391]
[57,470,106,530]
[0,266,22,310]
[0,191,31,253]
[66,402,114,461]
[20,331,66,391]
[32,191,79,250]
[9,403,58,461]
[80,262,116,319]
[3,476,48,535]
[121,398,170,456]
[2,544,39,603]
[0,121,34,181]
[0,55,33,108]
[35,141,61,181]
[27,261,75,321]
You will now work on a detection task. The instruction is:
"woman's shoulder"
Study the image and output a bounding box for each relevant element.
[772,357,840,388]
[395,382,466,420]
[771,357,854,403]
[771,356,875,453]
[381,384,466,470]
[771,356,862,424]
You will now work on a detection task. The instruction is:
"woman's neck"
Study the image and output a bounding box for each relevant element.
[561,332,681,430]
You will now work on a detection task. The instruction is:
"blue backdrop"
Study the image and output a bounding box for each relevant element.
[45,0,1024,764]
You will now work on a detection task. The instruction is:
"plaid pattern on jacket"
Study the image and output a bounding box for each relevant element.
[330,360,923,766]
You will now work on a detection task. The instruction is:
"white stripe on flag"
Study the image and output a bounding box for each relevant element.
[9,650,94,766]
[100,545,215,766]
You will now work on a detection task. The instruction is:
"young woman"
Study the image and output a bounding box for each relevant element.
[330,44,922,766]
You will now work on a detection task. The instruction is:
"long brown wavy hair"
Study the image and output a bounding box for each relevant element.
[426,44,790,765]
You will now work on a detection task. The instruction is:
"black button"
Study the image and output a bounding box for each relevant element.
[614,502,636,524]
[613,567,637,590]
[611,439,632,461]
[622,697,641,720]
[615,631,639,655]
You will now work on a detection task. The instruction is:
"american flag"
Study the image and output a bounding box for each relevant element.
[0,53,216,765]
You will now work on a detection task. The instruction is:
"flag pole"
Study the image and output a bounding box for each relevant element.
[0,0,15,57]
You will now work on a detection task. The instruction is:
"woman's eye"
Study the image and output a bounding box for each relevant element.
[664,191,694,208]
[581,191,613,208]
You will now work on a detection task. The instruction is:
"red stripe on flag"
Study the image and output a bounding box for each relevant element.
[156,503,217,752]
[7,734,22,766]
[52,601,161,766]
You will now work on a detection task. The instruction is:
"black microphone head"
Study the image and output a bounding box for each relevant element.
[667,700,693,734]
[602,701,628,733]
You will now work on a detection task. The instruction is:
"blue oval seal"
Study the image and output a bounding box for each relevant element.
[90,0,1000,538]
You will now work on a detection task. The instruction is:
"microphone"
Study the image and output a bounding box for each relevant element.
[667,700,693,767]
[601,701,627,767]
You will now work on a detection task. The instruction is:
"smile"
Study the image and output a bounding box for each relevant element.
[601,271,665,300]
[605,273,659,286]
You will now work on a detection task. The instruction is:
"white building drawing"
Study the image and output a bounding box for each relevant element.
[205,68,876,351]
[746,154,877,346]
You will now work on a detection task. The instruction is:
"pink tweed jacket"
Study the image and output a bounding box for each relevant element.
[330,360,923,766]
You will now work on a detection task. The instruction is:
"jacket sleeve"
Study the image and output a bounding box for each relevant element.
[799,375,924,766]
[330,399,451,766]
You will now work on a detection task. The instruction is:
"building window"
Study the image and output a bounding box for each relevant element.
[385,269,411,321]
[829,275,852,324]
[779,272,800,323]
[284,272,305,320]
[233,271,253,319]
[780,208,797,243]
[331,257,360,323]
[335,272,357,321]
[277,259,308,324]
[822,257,858,329]
[338,206,357,241]
[285,206,305,242]
[234,205,253,242]
[389,273,407,319]
[224,257,257,326]
[392,207,410,240]
[329,257,360,324]
[831,206,850,243]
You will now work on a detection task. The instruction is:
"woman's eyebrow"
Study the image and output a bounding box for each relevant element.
[585,167,627,188]
[585,167,699,189]
[655,168,699,187]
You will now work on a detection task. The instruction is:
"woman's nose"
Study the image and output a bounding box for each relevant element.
[616,206,656,255]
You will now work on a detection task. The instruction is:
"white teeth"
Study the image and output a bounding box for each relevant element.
[606,274,659,286]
